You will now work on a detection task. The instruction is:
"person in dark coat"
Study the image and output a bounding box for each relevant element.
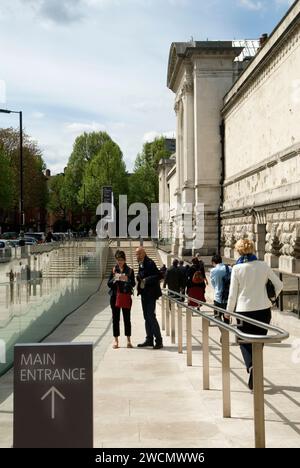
[136,247,163,349]
[179,260,188,298]
[108,250,135,349]
[163,259,182,299]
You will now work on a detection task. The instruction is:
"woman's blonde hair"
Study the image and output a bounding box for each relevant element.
[235,239,255,256]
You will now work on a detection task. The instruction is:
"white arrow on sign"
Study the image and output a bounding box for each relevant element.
[41,386,66,420]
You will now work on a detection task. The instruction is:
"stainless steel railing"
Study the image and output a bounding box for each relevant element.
[161,288,289,449]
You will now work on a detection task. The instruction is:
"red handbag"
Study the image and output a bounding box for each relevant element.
[115,287,132,309]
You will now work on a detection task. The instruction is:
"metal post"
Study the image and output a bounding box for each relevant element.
[252,343,266,448]
[19,111,24,229]
[17,283,21,304]
[297,277,300,320]
[5,285,9,308]
[171,301,176,344]
[177,304,183,354]
[279,273,283,312]
[161,296,166,331]
[26,282,29,303]
[221,329,231,418]
[202,317,210,390]
[166,298,170,337]
[186,309,192,366]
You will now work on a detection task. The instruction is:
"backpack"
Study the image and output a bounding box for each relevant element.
[192,270,203,284]
[221,265,231,304]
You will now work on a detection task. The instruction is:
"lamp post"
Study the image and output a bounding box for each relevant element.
[0,108,24,232]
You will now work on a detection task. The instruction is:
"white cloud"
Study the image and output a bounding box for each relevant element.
[64,122,106,134]
[238,0,263,10]
[31,111,45,119]
[143,130,175,143]
[275,0,294,6]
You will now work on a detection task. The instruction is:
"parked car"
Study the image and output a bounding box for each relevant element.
[25,232,45,244]
[0,240,13,259]
[23,236,38,245]
[1,232,18,240]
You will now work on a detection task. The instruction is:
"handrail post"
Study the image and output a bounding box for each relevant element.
[221,329,231,418]
[279,273,283,312]
[5,285,9,308]
[17,283,21,304]
[252,342,266,448]
[186,309,192,366]
[161,296,166,331]
[171,301,176,344]
[297,277,300,320]
[177,303,183,354]
[166,297,170,337]
[202,317,209,390]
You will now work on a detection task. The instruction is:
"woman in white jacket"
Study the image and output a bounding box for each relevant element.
[225,239,283,389]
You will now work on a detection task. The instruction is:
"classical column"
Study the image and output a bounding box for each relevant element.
[193,55,237,255]
[178,68,195,256]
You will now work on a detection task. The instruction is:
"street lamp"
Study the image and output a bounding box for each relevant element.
[0,108,24,231]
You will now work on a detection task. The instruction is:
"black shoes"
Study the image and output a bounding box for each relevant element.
[137,341,153,348]
[248,367,253,390]
[153,342,163,350]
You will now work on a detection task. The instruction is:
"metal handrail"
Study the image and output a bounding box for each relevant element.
[161,288,289,449]
[163,288,289,343]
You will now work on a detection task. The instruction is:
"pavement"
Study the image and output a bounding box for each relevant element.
[1,274,300,448]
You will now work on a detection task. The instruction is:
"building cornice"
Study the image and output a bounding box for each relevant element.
[167,42,243,92]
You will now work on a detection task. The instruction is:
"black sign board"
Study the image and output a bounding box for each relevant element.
[102,186,113,204]
[14,343,93,448]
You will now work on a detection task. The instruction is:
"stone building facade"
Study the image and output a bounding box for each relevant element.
[159,0,300,273]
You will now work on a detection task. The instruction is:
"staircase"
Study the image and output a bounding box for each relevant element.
[43,244,101,278]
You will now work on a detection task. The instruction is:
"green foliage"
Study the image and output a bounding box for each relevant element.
[0,147,14,209]
[134,137,171,172]
[0,127,48,212]
[63,131,112,211]
[130,136,172,207]
[78,140,128,211]
[47,174,67,216]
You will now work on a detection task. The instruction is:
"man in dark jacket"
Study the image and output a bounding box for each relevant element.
[136,247,163,349]
[163,259,182,298]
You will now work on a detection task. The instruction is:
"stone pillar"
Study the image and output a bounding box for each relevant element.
[178,69,195,257]
[193,56,237,256]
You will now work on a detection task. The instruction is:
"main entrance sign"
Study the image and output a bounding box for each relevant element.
[14,343,93,448]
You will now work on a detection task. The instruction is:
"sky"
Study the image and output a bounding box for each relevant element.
[0,0,295,174]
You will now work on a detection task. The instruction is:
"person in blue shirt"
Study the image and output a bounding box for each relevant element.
[210,254,232,325]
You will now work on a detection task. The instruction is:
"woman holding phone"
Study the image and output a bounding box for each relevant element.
[107,250,136,349]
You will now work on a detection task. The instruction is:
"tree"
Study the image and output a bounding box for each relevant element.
[0,147,14,210]
[79,140,128,211]
[0,128,48,225]
[63,131,112,211]
[47,174,67,218]
[134,137,171,172]
[129,137,172,207]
